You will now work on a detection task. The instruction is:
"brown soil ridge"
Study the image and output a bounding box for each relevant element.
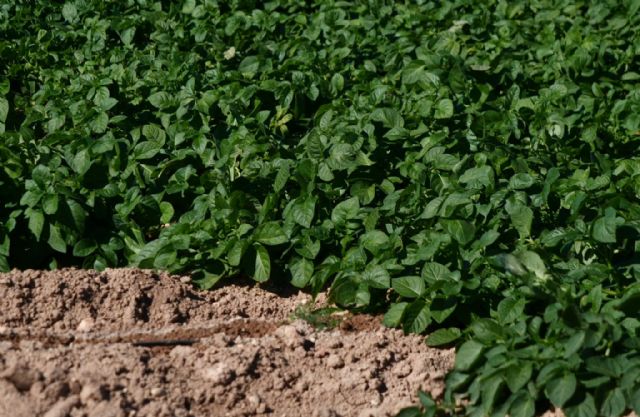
[0,268,454,417]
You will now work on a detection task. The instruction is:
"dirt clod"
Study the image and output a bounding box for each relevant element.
[0,268,454,417]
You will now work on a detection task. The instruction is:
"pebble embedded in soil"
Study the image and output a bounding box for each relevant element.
[76,318,94,332]
[202,363,236,386]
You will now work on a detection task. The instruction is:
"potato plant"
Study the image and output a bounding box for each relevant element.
[2,1,640,416]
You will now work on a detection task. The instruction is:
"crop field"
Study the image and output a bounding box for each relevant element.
[2,0,640,416]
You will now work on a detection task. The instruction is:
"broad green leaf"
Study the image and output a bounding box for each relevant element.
[600,387,625,417]
[48,223,66,253]
[434,98,454,119]
[148,91,173,109]
[28,209,45,240]
[254,222,288,245]
[383,302,408,328]
[253,244,270,282]
[0,98,8,124]
[73,239,97,257]
[459,166,494,189]
[72,149,91,175]
[239,56,260,77]
[565,394,597,417]
[426,327,461,346]
[228,240,248,266]
[505,200,533,239]
[290,257,313,288]
[360,230,389,254]
[361,265,390,289]
[403,299,431,334]
[392,276,425,298]
[510,393,535,417]
[517,251,547,279]
[331,197,360,224]
[455,340,484,371]
[42,194,59,215]
[509,173,535,190]
[290,197,316,228]
[62,3,77,22]
[496,297,526,324]
[545,372,577,408]
[421,262,452,283]
[505,362,533,392]
[441,219,475,245]
[592,207,618,243]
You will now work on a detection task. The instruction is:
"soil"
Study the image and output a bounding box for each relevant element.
[0,268,454,417]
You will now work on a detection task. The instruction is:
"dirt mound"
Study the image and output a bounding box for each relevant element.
[0,268,454,417]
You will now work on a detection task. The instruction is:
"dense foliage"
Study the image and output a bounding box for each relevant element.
[2,0,640,415]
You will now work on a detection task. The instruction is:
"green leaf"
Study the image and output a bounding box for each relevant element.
[383,302,408,328]
[592,207,618,243]
[290,257,313,288]
[228,239,248,266]
[545,372,577,408]
[434,98,454,119]
[505,200,533,239]
[509,173,535,190]
[239,56,260,77]
[27,209,45,240]
[459,166,494,189]
[290,197,316,228]
[421,262,453,283]
[360,230,389,254]
[505,362,533,393]
[510,393,536,417]
[455,340,484,371]
[331,197,360,224]
[496,297,526,324]
[0,97,8,124]
[441,219,475,245]
[62,2,78,22]
[254,222,288,245]
[600,387,625,417]
[361,265,390,289]
[71,149,91,175]
[253,244,270,282]
[73,239,98,257]
[517,250,547,279]
[392,276,425,298]
[48,223,67,253]
[426,327,461,346]
[403,299,431,334]
[42,194,59,215]
[565,394,597,417]
[470,318,505,343]
[148,91,173,109]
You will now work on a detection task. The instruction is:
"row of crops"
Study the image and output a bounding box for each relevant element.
[2,1,640,416]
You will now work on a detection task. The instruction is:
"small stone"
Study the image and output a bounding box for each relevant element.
[202,363,235,386]
[0,325,9,335]
[150,387,165,397]
[76,318,94,333]
[326,354,345,369]
[246,394,261,407]
[179,276,192,284]
[80,383,106,403]
[275,325,304,347]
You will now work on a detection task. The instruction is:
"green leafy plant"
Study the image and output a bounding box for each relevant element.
[2,0,640,416]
